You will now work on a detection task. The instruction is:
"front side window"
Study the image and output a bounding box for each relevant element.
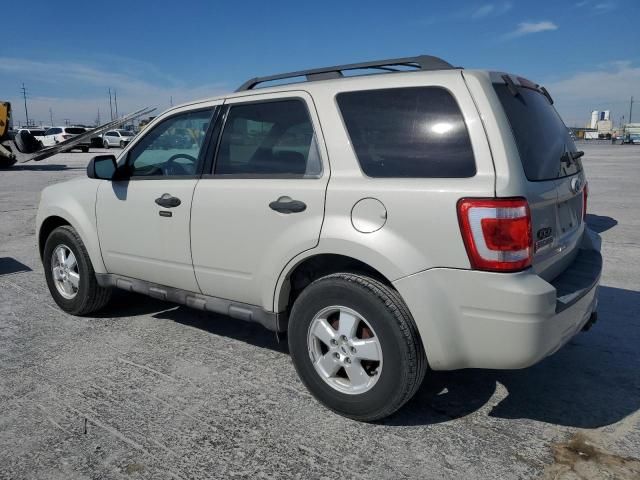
[214,99,321,177]
[337,87,476,178]
[127,109,213,177]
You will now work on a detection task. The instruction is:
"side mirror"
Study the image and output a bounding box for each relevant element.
[87,155,117,180]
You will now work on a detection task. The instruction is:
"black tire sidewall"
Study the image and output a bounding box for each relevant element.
[43,227,92,314]
[288,277,412,420]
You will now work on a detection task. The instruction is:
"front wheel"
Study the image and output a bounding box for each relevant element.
[288,273,427,421]
[119,140,125,148]
[43,226,112,315]
[103,139,110,149]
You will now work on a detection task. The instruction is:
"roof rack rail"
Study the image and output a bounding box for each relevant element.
[235,55,456,92]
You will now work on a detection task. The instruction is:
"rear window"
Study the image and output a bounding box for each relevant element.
[337,87,476,178]
[64,127,85,135]
[494,84,581,181]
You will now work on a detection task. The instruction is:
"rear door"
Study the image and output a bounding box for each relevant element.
[190,91,329,309]
[492,75,586,280]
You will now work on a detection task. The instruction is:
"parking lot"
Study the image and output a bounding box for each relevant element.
[0,144,638,479]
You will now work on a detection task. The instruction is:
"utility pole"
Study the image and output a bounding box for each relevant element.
[96,108,101,126]
[21,82,30,126]
[49,108,53,126]
[108,88,114,121]
[114,90,119,118]
[170,96,173,107]
[629,96,634,125]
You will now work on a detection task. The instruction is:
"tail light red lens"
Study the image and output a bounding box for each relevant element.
[457,198,532,272]
[583,182,588,221]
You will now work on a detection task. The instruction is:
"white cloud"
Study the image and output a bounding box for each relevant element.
[470,2,512,19]
[505,21,558,38]
[0,57,229,126]
[545,61,639,126]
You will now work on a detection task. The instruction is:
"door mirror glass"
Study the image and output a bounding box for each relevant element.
[87,155,117,180]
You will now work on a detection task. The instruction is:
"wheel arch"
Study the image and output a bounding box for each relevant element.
[273,252,397,315]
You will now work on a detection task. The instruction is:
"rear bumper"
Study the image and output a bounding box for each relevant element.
[393,229,602,370]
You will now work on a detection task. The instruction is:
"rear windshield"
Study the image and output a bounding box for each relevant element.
[337,87,476,178]
[494,84,581,181]
[64,127,85,134]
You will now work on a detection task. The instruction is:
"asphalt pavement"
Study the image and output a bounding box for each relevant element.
[0,144,639,479]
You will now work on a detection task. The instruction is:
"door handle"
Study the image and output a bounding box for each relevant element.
[155,193,181,208]
[269,196,307,214]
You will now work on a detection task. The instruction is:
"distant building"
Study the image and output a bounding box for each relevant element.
[589,110,613,135]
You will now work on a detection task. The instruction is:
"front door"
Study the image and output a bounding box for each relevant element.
[96,106,216,291]
[190,92,329,309]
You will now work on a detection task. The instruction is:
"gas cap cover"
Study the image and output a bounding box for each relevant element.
[351,198,387,233]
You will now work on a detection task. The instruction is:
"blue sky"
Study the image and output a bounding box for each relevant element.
[1,0,638,127]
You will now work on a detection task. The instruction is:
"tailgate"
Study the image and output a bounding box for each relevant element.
[492,74,587,281]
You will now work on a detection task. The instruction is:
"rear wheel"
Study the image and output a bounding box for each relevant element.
[288,273,427,421]
[81,146,89,153]
[43,226,112,315]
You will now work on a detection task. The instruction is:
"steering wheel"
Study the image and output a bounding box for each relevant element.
[165,153,197,175]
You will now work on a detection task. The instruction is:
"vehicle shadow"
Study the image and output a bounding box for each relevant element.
[586,214,618,233]
[8,164,83,171]
[0,257,32,276]
[386,285,640,429]
[95,290,287,353]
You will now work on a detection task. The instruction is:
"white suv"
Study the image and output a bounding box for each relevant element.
[36,56,602,421]
[42,126,90,152]
[102,129,135,148]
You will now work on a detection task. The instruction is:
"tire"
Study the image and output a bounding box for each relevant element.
[81,146,89,153]
[288,273,427,421]
[43,226,112,315]
[103,139,110,149]
[119,141,125,148]
[14,130,41,153]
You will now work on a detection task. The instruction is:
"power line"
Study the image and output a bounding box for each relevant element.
[21,82,30,126]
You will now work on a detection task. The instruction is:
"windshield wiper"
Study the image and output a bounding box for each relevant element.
[561,150,584,166]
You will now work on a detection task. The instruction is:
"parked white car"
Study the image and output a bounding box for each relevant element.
[102,129,135,148]
[42,126,89,152]
[36,55,602,421]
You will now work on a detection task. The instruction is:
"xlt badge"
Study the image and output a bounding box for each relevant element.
[535,227,553,252]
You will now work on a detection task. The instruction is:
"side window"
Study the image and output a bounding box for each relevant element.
[214,99,321,177]
[337,87,476,178]
[127,109,213,177]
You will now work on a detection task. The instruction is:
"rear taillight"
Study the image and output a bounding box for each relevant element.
[583,182,588,221]
[457,198,532,272]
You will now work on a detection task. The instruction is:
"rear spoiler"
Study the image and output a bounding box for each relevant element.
[8,107,155,163]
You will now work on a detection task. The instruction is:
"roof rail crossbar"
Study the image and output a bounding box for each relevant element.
[235,54,455,91]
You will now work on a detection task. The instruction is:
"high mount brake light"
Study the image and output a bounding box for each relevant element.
[457,198,532,272]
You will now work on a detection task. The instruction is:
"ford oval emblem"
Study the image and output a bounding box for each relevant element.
[570,177,582,194]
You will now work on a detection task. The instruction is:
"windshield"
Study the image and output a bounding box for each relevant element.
[494,83,582,181]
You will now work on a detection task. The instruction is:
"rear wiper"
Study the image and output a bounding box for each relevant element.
[560,150,584,166]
